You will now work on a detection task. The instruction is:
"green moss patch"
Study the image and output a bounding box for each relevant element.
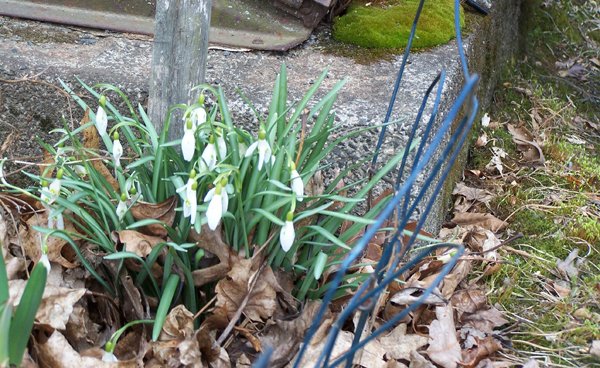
[333,0,464,49]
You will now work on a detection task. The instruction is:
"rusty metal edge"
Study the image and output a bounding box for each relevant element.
[0,0,312,51]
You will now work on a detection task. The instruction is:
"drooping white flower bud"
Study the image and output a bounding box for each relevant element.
[279,211,295,252]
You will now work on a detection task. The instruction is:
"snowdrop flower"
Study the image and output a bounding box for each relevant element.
[289,162,304,202]
[177,170,198,224]
[177,170,197,197]
[204,182,226,231]
[182,119,197,162]
[112,131,123,167]
[40,179,51,204]
[183,182,198,225]
[102,342,118,362]
[47,211,64,230]
[41,169,63,205]
[216,128,227,161]
[116,193,128,221]
[190,106,207,127]
[279,211,295,252]
[481,113,490,128]
[73,164,87,178]
[102,351,118,363]
[95,96,108,137]
[245,128,272,171]
[55,142,66,158]
[237,136,248,158]
[125,174,142,201]
[199,136,217,173]
[204,179,229,215]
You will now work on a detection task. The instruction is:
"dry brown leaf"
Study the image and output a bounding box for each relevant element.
[451,289,487,320]
[427,304,461,368]
[289,317,388,368]
[461,336,502,368]
[159,304,195,340]
[451,212,507,232]
[557,248,580,279]
[390,287,446,306]
[215,255,294,322]
[5,256,26,280]
[409,351,436,368]
[453,182,495,205]
[507,124,545,166]
[522,359,541,368]
[9,280,86,330]
[485,147,507,175]
[191,227,234,287]
[130,196,177,237]
[259,301,322,367]
[116,230,165,258]
[65,305,98,352]
[36,330,135,367]
[440,257,472,298]
[475,132,488,147]
[462,307,508,335]
[79,108,120,192]
[379,323,429,361]
[19,211,80,268]
[151,305,204,367]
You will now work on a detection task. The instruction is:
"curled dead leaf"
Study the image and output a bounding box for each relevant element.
[259,301,322,367]
[9,279,86,330]
[116,230,165,258]
[390,287,446,306]
[130,196,177,237]
[507,124,545,166]
[453,182,495,206]
[79,108,120,192]
[451,212,507,233]
[36,330,136,367]
[191,227,233,287]
[461,336,502,368]
[215,255,294,322]
[462,307,508,334]
[427,304,461,368]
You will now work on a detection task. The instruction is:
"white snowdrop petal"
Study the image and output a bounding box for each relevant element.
[181,131,196,162]
[279,221,295,252]
[245,141,258,157]
[206,193,222,231]
[95,106,108,136]
[113,139,123,167]
[204,187,216,202]
[291,170,304,201]
[221,190,229,214]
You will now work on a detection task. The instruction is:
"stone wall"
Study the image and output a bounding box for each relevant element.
[0,0,522,230]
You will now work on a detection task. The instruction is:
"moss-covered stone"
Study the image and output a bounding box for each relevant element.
[332,0,464,49]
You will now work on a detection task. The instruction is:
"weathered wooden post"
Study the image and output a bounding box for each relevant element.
[149,0,212,140]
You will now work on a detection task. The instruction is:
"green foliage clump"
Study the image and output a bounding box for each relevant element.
[333,0,464,49]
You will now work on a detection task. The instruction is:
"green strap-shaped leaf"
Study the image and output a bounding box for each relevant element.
[0,249,9,306]
[0,302,12,366]
[152,274,180,341]
[9,262,47,366]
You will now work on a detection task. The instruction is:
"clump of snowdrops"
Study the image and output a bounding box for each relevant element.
[1,66,412,314]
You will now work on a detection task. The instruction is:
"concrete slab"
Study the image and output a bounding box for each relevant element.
[0,0,522,231]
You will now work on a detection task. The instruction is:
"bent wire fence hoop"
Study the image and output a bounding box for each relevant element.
[320,86,480,367]
[252,0,480,366]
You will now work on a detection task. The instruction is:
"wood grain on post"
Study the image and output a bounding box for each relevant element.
[149,0,212,140]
